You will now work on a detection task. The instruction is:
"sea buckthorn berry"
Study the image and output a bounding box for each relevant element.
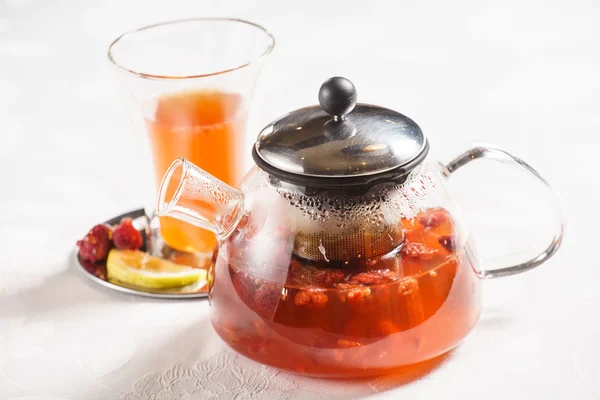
[294,288,328,308]
[335,283,371,304]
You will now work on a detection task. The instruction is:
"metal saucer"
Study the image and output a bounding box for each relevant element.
[73,208,209,299]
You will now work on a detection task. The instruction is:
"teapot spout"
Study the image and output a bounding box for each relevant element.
[156,158,244,239]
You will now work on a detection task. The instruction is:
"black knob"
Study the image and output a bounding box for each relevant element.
[318,77,357,118]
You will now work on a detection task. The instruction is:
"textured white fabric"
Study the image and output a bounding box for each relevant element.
[0,0,595,398]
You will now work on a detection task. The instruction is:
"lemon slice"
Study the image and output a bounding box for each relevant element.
[106,249,206,289]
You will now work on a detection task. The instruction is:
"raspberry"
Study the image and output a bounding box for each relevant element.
[112,218,143,250]
[77,224,113,263]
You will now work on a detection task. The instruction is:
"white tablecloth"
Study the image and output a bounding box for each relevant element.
[0,0,596,398]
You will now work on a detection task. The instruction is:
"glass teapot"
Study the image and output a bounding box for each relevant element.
[156,77,563,378]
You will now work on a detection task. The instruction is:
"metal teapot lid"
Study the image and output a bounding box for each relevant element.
[252,77,429,188]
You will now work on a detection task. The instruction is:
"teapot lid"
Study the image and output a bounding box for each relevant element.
[252,77,429,188]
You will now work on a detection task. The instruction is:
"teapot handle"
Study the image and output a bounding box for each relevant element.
[443,144,564,279]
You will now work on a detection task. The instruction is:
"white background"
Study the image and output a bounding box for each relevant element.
[0,0,597,398]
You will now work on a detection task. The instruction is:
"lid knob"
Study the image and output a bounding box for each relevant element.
[318,77,357,119]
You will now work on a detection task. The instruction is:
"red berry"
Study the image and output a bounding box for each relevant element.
[77,224,113,263]
[313,268,345,287]
[293,288,328,308]
[112,218,143,250]
[335,283,371,304]
[287,260,345,288]
[347,269,398,285]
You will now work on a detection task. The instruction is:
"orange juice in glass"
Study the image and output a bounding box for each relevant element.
[108,18,274,259]
[146,90,246,253]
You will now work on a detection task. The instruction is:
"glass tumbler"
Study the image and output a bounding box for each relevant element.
[108,18,274,264]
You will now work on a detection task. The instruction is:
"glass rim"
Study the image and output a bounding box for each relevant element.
[156,157,186,218]
[107,17,275,80]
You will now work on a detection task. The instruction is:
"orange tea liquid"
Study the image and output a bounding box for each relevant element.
[210,208,482,378]
[146,90,246,254]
